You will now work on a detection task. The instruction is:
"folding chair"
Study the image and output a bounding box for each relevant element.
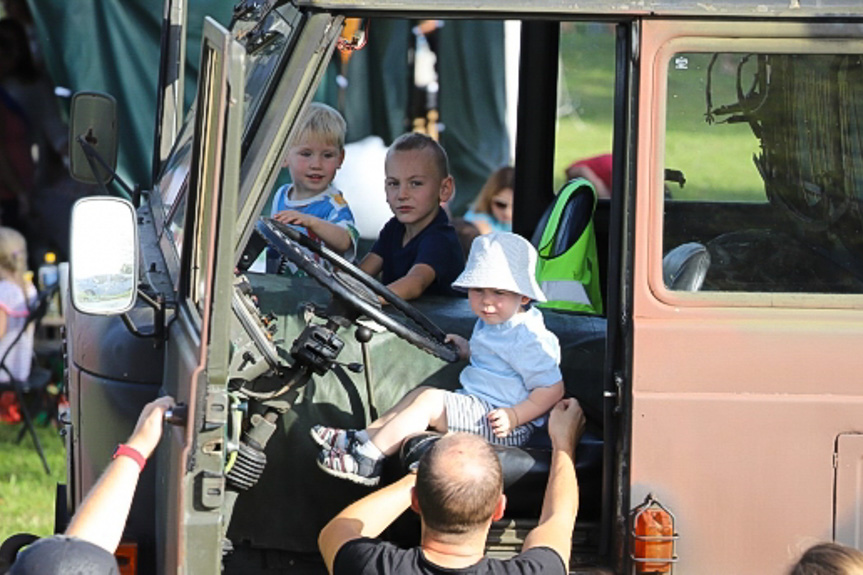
[0,285,57,475]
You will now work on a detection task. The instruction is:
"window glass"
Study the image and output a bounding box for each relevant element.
[156,113,193,259]
[234,4,302,147]
[189,42,223,312]
[663,52,863,295]
[554,23,616,196]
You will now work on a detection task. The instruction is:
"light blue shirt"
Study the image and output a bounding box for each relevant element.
[459,306,562,425]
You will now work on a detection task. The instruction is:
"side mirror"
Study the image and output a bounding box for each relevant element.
[69,197,138,315]
[69,92,118,185]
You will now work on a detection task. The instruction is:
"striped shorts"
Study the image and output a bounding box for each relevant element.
[442,391,535,447]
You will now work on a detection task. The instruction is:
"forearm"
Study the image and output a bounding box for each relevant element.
[385,265,435,302]
[65,458,141,553]
[307,219,352,253]
[386,276,426,301]
[319,474,416,572]
[510,382,564,426]
[540,447,578,525]
[522,446,578,563]
[359,253,382,277]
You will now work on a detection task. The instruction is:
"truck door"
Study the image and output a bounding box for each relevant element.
[631,20,863,573]
[157,17,245,574]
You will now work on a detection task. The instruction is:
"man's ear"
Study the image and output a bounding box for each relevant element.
[492,493,507,521]
[439,176,455,204]
[410,487,421,516]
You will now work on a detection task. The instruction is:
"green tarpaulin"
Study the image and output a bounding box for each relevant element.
[28,2,508,213]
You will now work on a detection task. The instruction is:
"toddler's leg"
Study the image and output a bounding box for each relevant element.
[312,386,432,452]
[365,385,431,436]
[368,387,448,457]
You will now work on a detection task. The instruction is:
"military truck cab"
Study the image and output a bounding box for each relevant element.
[57,0,863,573]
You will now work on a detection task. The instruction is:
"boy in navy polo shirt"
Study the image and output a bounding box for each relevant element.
[359,133,464,300]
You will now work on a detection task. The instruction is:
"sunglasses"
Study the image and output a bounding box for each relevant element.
[492,200,511,210]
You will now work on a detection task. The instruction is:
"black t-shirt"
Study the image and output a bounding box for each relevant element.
[334,538,566,575]
[370,209,465,298]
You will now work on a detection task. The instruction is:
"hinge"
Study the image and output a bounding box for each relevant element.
[198,472,225,510]
[203,389,229,431]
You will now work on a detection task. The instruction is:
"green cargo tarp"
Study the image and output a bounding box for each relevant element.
[28,2,508,213]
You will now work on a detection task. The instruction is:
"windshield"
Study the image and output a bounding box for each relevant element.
[154,4,303,263]
[232,3,303,148]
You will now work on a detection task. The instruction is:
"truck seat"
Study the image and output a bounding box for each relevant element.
[399,427,604,521]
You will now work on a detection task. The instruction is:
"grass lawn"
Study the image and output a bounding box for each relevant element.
[553,23,766,201]
[0,421,66,542]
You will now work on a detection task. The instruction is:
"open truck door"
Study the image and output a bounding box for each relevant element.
[156,8,346,572]
[630,19,863,572]
[156,17,245,573]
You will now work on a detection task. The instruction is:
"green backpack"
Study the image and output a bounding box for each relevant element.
[534,178,603,314]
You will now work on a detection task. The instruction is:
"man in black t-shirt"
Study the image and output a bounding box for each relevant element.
[318,398,585,575]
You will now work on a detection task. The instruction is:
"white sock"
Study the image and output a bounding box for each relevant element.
[355,438,383,461]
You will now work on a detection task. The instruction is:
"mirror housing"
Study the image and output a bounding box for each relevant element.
[69,197,138,315]
[69,92,118,185]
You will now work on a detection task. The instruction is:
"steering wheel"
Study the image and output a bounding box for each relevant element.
[255,218,459,363]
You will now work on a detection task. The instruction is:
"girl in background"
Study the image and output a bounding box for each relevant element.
[464,166,514,234]
[0,226,35,383]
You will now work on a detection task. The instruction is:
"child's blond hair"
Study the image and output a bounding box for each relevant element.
[0,227,28,293]
[288,102,347,150]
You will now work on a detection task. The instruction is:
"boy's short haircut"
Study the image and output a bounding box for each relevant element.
[388,132,450,181]
[288,102,346,149]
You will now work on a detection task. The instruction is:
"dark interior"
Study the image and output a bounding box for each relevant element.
[225,272,607,564]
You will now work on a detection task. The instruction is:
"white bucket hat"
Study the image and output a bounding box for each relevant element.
[452,232,546,302]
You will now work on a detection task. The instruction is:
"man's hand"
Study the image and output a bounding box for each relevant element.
[126,396,175,460]
[548,398,585,455]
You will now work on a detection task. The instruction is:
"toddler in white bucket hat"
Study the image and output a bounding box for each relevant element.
[314,232,565,486]
[452,231,546,301]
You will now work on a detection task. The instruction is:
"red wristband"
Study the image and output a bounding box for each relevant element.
[113,444,146,472]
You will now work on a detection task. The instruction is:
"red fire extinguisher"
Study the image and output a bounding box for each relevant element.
[630,493,678,574]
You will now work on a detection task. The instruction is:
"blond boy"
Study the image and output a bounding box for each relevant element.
[268,103,359,273]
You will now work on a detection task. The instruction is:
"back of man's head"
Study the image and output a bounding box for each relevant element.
[9,536,119,575]
[415,433,503,535]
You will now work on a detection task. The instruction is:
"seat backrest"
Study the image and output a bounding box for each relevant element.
[533,178,603,314]
[662,242,711,291]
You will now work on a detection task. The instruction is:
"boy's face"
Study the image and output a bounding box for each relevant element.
[283,135,344,199]
[467,288,529,325]
[384,148,453,230]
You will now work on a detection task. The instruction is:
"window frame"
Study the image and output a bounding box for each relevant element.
[648,33,863,310]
